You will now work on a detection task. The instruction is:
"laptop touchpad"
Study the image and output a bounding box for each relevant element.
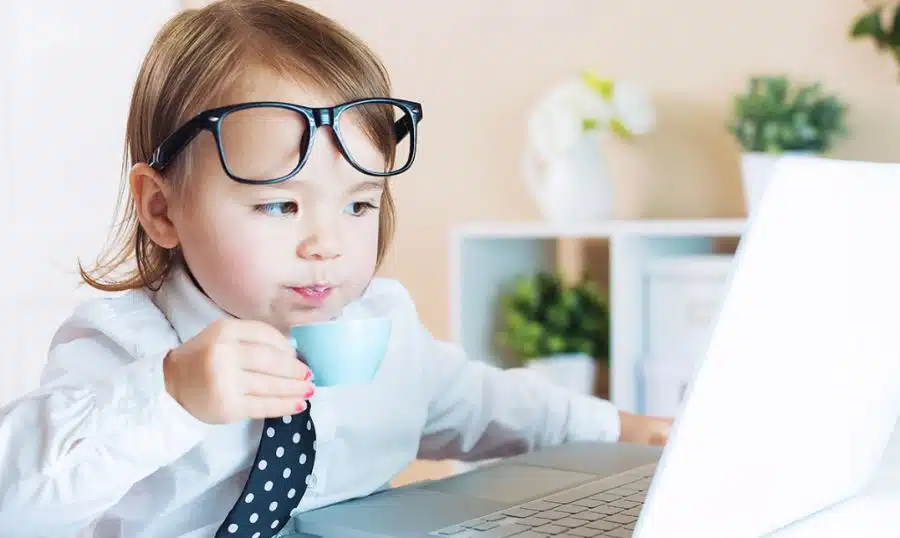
[421,463,595,504]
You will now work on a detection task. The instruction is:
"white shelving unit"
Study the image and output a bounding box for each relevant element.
[449,218,747,414]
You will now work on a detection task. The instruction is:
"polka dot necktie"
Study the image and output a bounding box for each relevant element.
[215,402,316,538]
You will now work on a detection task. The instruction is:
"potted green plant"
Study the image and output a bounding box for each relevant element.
[850,2,900,77]
[495,271,609,395]
[728,75,848,215]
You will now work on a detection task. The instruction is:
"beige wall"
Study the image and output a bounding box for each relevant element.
[185,0,900,340]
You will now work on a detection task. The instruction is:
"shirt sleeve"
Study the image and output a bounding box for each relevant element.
[0,324,216,537]
[395,306,621,462]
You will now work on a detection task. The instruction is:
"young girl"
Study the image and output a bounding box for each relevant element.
[0,1,671,537]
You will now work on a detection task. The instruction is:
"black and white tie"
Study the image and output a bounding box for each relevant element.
[216,402,317,538]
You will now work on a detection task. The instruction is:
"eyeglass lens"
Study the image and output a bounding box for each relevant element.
[218,102,412,181]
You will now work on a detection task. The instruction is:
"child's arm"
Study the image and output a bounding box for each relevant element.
[356,278,626,461]
[415,333,624,461]
[364,279,671,462]
[0,310,311,537]
[0,323,215,536]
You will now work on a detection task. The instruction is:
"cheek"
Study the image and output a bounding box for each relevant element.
[197,214,272,274]
[175,198,276,312]
[346,215,380,274]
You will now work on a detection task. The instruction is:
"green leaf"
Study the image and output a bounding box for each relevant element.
[504,310,527,330]
[766,76,788,104]
[581,71,614,100]
[546,304,569,329]
[890,4,900,45]
[561,289,578,309]
[609,118,632,140]
[729,75,846,153]
[495,272,610,363]
[737,121,758,151]
[521,341,537,358]
[524,320,544,337]
[850,8,883,39]
[547,335,566,354]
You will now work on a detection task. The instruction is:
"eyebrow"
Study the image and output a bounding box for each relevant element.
[347,179,386,195]
[247,177,386,196]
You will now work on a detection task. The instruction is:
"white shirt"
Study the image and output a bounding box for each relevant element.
[0,265,621,538]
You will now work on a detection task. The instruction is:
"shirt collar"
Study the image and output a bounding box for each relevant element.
[153,264,232,345]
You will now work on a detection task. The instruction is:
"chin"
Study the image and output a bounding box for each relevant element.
[283,308,340,328]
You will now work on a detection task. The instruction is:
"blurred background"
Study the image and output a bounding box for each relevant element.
[2,0,900,483]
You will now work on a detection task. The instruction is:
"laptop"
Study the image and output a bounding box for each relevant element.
[281,156,900,538]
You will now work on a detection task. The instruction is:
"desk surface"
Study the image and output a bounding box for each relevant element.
[767,420,900,537]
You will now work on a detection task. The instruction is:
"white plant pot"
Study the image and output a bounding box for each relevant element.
[523,132,614,223]
[525,352,596,394]
[739,152,779,216]
[740,151,813,216]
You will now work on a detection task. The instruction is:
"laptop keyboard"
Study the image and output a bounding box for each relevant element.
[429,463,656,538]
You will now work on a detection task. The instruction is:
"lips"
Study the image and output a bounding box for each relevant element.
[291,285,333,301]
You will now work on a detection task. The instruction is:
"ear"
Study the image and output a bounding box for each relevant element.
[130,163,180,249]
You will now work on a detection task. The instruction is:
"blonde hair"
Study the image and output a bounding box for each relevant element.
[80,0,397,292]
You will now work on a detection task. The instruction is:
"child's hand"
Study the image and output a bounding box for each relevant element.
[618,411,673,446]
[163,319,315,424]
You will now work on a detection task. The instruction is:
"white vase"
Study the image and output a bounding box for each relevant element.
[523,132,614,223]
[740,151,812,216]
[525,352,596,394]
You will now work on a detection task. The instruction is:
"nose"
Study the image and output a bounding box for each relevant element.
[297,219,342,261]
[295,128,347,262]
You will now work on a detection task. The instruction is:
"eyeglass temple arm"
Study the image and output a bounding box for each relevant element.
[394,108,421,144]
[149,118,207,170]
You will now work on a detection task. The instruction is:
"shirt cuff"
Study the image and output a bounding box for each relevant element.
[566,393,621,443]
[92,354,217,467]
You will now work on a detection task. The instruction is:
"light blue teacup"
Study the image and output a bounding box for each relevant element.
[289,317,392,387]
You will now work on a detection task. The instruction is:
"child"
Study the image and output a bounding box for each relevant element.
[0,1,672,537]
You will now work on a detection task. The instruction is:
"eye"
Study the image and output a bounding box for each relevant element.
[344,201,379,217]
[254,201,298,216]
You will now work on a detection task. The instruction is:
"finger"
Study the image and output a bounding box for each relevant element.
[242,370,315,398]
[242,394,309,420]
[652,422,672,446]
[227,319,296,356]
[239,344,312,381]
[650,431,668,446]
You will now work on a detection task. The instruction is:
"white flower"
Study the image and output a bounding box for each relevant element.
[526,78,613,162]
[608,80,656,137]
[525,72,656,163]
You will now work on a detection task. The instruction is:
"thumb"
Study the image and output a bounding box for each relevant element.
[651,420,673,446]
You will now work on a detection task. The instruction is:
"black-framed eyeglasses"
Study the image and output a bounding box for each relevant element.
[148,97,423,184]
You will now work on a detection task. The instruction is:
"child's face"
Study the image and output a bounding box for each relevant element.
[168,68,384,330]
